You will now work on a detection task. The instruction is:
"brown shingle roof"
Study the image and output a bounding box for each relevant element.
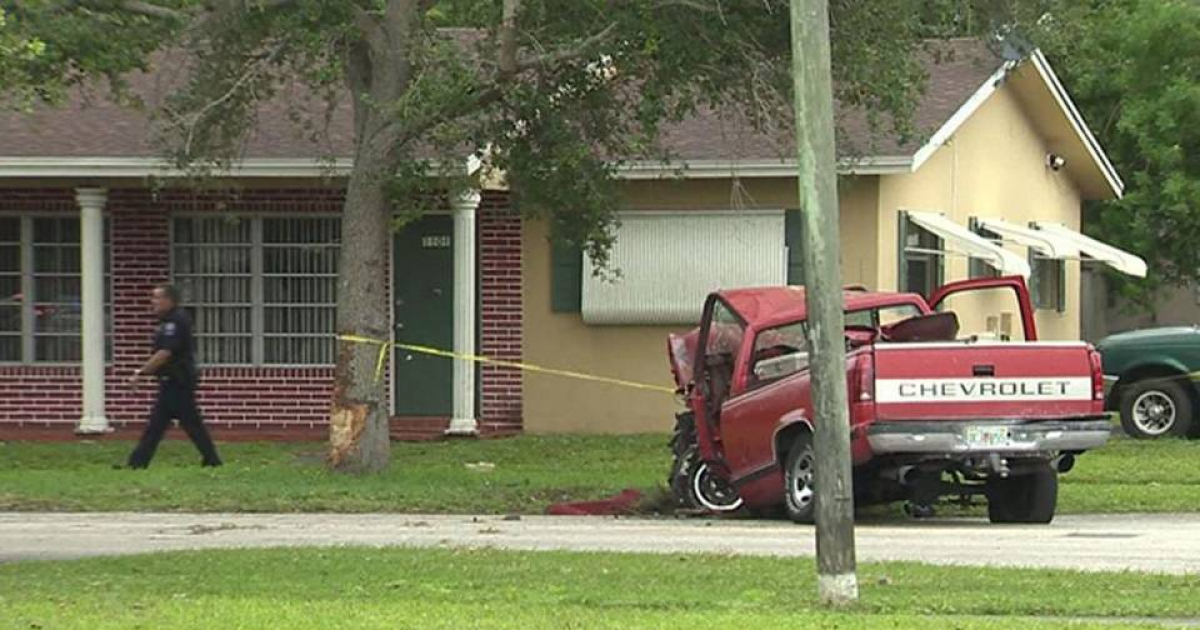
[0,39,1000,163]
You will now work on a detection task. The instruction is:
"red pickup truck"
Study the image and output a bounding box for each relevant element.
[667,276,1110,524]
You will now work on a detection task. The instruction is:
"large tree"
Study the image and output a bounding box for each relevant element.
[3,0,935,472]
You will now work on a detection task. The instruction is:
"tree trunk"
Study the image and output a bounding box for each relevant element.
[329,142,394,473]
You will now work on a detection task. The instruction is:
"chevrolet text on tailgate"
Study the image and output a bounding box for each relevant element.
[666,276,1110,524]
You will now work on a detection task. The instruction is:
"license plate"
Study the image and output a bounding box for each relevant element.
[964,425,1011,448]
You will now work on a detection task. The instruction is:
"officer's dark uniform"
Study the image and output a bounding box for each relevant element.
[127,307,222,468]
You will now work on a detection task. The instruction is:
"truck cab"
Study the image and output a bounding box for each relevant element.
[667,276,1110,524]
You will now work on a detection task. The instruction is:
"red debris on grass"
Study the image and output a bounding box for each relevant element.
[545,489,644,516]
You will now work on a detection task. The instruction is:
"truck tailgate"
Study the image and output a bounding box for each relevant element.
[873,342,1098,420]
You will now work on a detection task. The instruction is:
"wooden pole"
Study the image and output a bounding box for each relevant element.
[789,0,859,606]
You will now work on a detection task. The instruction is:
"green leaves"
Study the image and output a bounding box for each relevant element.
[1013,1,1200,304]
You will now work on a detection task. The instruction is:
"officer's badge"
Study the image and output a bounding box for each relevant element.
[163,322,176,336]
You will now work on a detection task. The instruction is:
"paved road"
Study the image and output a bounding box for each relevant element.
[2,512,1197,574]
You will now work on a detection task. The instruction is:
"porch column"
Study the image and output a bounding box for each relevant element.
[446,189,481,436]
[75,187,109,434]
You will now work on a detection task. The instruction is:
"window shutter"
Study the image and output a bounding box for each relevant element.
[550,241,582,313]
[897,211,909,292]
[968,217,986,279]
[1028,249,1043,309]
[785,209,804,285]
[1056,260,1067,313]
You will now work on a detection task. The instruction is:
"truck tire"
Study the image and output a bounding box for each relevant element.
[1119,379,1195,439]
[667,413,698,507]
[986,466,1057,524]
[667,414,743,512]
[783,433,816,524]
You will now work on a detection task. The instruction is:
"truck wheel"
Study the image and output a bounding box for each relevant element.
[1120,379,1194,439]
[783,433,816,524]
[688,456,744,513]
[669,445,743,513]
[987,466,1057,524]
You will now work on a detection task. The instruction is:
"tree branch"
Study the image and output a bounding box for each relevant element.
[167,40,289,158]
[512,21,619,73]
[498,0,521,79]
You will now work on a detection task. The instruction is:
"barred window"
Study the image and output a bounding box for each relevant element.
[0,218,20,361]
[0,216,111,363]
[172,216,339,365]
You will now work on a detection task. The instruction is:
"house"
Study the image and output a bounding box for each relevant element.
[0,40,1141,439]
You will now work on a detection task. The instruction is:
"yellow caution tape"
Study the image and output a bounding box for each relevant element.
[338,334,676,394]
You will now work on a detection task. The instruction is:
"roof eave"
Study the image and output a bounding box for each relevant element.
[1028,49,1125,200]
[0,155,915,180]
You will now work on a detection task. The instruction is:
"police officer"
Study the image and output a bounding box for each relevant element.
[124,284,222,469]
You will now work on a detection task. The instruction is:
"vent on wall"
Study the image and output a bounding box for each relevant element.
[581,210,786,325]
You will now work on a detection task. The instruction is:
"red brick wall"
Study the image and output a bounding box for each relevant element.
[478,191,523,437]
[0,187,524,440]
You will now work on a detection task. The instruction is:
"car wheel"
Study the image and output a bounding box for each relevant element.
[687,457,744,513]
[1119,379,1195,439]
[669,440,743,513]
[783,432,816,524]
[987,466,1057,524]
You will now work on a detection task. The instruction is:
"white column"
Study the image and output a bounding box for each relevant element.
[75,187,110,434]
[446,189,481,436]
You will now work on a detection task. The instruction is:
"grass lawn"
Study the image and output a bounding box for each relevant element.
[0,434,1197,515]
[2,546,1198,629]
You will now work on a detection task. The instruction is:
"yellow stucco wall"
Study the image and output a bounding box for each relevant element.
[876,85,1084,341]
[522,176,879,433]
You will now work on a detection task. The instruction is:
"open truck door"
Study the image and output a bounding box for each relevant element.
[927,275,1038,342]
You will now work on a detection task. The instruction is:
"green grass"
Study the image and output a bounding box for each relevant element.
[0,434,1198,515]
[0,435,666,513]
[2,546,1197,629]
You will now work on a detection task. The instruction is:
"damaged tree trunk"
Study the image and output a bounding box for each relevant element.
[329,143,394,473]
[328,5,415,474]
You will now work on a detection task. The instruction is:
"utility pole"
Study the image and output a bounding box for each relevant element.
[789,0,859,606]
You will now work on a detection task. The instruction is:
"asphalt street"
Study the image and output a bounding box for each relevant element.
[1,512,1197,574]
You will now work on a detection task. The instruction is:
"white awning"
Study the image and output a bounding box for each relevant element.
[975,217,1077,259]
[906,210,1031,277]
[1031,222,1148,278]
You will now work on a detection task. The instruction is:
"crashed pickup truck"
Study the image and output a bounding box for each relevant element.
[667,276,1110,524]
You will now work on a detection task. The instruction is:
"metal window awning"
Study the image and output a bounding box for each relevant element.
[1031,221,1147,278]
[975,217,1076,259]
[906,210,1031,277]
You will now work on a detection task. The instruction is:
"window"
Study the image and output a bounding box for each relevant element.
[1030,255,1066,312]
[0,216,111,363]
[900,214,943,296]
[262,218,338,364]
[701,299,745,405]
[579,211,786,324]
[749,321,808,388]
[0,218,20,361]
[969,219,1001,280]
[844,304,924,328]
[172,216,339,365]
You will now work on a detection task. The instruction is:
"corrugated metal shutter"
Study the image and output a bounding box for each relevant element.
[581,211,786,325]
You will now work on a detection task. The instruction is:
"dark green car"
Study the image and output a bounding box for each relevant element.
[1097,326,1200,439]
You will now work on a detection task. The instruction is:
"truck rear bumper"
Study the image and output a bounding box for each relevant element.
[866,418,1112,455]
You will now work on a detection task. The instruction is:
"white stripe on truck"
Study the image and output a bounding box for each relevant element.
[876,378,1093,403]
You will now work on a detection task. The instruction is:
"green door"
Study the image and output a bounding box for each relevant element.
[393,215,454,416]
